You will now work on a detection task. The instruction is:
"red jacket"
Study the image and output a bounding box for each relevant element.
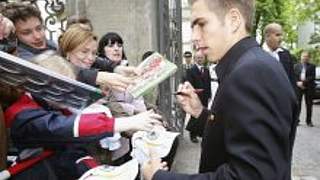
[5,94,115,148]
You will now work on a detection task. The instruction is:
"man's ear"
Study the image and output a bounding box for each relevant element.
[226,8,242,33]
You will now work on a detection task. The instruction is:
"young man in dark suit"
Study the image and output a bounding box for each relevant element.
[294,51,316,127]
[142,0,298,179]
[185,51,211,143]
[262,23,297,90]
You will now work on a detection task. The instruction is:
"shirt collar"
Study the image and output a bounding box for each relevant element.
[215,36,258,83]
[18,40,57,55]
[196,63,203,70]
[262,43,284,54]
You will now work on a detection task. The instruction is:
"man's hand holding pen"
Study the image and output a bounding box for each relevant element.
[175,81,204,118]
[173,88,203,96]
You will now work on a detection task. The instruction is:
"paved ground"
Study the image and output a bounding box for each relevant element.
[171,114,201,174]
[292,102,320,180]
[172,103,320,179]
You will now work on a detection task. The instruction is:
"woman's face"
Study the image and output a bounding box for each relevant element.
[104,41,123,62]
[68,38,97,69]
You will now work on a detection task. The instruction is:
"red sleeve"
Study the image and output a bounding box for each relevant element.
[76,113,115,137]
[4,94,40,128]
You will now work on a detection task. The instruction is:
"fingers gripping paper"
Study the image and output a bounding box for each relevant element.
[131,129,179,164]
[79,159,139,180]
[128,52,177,98]
[0,51,103,111]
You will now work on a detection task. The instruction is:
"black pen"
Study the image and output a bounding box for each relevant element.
[173,89,204,96]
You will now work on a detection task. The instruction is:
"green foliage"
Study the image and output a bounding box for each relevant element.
[309,48,320,65]
[254,0,320,49]
[292,48,320,66]
[309,33,320,44]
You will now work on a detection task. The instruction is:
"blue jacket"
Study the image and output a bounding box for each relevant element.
[5,94,115,149]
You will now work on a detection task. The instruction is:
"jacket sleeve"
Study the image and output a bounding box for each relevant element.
[287,53,297,90]
[4,95,114,147]
[77,68,98,86]
[303,64,316,88]
[77,57,121,86]
[293,64,300,81]
[185,68,194,85]
[153,62,296,180]
[91,57,118,72]
[207,70,212,99]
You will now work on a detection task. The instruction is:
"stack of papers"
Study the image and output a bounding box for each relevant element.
[79,159,139,180]
[131,128,179,164]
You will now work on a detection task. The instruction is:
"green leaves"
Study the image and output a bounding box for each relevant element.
[254,0,319,49]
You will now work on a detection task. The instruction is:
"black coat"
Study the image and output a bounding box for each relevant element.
[154,37,298,180]
[278,49,297,90]
[185,65,212,106]
[77,57,118,86]
[294,62,316,89]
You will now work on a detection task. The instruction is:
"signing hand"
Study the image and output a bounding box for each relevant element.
[176,81,203,118]
[142,149,168,180]
[96,72,136,92]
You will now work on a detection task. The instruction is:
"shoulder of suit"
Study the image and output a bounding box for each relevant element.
[308,63,316,67]
[235,49,282,75]
[279,47,289,52]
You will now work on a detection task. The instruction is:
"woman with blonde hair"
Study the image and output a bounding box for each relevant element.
[59,24,139,92]
[4,50,162,179]
[59,24,156,165]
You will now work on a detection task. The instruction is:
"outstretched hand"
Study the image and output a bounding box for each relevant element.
[96,72,136,92]
[129,110,163,131]
[114,65,142,77]
[114,110,163,132]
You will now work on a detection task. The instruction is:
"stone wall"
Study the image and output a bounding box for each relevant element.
[67,0,159,65]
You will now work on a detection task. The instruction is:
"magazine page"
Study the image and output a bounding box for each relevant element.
[128,52,177,98]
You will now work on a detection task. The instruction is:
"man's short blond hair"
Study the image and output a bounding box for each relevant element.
[190,0,255,33]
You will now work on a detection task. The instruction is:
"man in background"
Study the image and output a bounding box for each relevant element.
[294,50,316,127]
[2,3,56,60]
[263,22,296,90]
[183,51,193,70]
[143,0,297,179]
[185,51,211,143]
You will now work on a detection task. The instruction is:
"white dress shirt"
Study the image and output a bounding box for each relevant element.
[262,43,284,62]
[300,63,307,81]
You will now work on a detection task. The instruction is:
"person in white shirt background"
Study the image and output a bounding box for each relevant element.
[262,22,297,90]
[294,50,316,127]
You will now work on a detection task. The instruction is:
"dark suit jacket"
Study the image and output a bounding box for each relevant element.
[154,37,297,180]
[294,62,316,89]
[278,49,297,89]
[185,65,212,106]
